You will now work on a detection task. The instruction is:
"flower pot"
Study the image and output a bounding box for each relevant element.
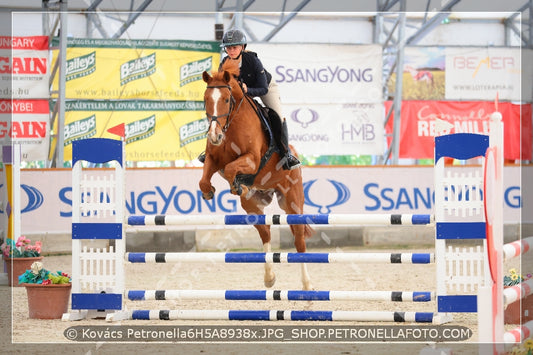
[505,294,533,324]
[24,283,72,319]
[4,256,43,287]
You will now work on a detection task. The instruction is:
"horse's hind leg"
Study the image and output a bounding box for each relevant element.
[278,176,313,291]
[258,225,276,288]
[241,192,276,288]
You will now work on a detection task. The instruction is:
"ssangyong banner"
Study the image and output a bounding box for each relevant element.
[384,100,532,160]
[253,44,383,105]
[51,38,220,100]
[14,166,526,234]
[0,99,50,161]
[286,103,384,155]
[62,100,206,162]
[445,47,523,101]
[0,36,50,99]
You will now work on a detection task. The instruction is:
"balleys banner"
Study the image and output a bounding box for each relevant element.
[50,38,221,161]
[51,38,221,100]
[62,100,207,162]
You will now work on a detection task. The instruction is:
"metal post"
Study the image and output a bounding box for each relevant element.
[56,0,67,167]
[391,7,405,165]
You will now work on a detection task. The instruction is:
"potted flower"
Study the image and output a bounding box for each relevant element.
[1,236,43,287]
[19,261,72,319]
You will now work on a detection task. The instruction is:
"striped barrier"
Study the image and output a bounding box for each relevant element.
[504,278,533,305]
[504,320,533,344]
[110,310,434,322]
[127,290,434,302]
[126,252,434,264]
[503,236,533,260]
[127,213,433,226]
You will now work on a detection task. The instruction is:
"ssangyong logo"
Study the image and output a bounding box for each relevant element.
[290,108,319,128]
[180,57,212,87]
[66,51,96,81]
[303,179,350,214]
[179,118,208,147]
[125,115,156,144]
[120,52,156,86]
[64,115,97,146]
[0,184,43,213]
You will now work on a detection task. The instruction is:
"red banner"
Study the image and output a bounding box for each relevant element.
[385,100,532,160]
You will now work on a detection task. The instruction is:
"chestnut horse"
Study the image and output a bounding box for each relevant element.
[199,60,314,290]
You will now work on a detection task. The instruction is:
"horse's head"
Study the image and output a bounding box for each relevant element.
[202,60,242,146]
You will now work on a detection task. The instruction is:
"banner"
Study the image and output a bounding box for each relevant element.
[445,47,522,101]
[0,36,49,99]
[384,100,532,160]
[62,100,206,162]
[0,99,50,161]
[15,165,525,234]
[286,103,384,155]
[254,44,383,105]
[51,38,221,100]
[386,47,531,102]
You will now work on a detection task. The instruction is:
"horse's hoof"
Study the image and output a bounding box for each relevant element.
[202,187,215,200]
[264,275,276,288]
[231,184,242,195]
[202,191,214,200]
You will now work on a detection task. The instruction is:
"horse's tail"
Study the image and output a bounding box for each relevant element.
[303,225,315,239]
[289,224,315,240]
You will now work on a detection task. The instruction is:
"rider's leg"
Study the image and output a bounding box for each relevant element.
[261,81,301,170]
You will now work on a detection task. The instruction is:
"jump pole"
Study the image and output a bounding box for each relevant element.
[108,309,435,322]
[127,289,434,302]
[128,213,433,226]
[126,252,434,264]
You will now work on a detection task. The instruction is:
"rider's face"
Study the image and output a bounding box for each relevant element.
[225,45,243,59]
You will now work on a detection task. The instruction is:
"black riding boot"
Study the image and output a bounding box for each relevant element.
[278,118,301,170]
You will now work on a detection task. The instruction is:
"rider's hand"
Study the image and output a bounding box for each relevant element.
[242,83,248,93]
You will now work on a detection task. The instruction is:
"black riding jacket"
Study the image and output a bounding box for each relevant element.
[220,51,272,97]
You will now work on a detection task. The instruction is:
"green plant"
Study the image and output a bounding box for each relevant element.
[18,261,70,285]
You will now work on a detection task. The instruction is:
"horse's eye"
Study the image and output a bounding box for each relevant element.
[225,99,230,103]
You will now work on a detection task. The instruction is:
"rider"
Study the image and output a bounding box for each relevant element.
[198,28,301,171]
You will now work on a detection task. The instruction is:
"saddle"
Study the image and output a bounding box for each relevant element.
[233,97,279,188]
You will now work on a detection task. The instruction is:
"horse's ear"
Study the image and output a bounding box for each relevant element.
[223,70,231,84]
[202,71,212,83]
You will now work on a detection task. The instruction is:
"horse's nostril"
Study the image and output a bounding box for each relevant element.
[217,134,223,141]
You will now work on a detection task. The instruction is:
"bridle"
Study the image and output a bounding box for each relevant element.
[205,84,244,133]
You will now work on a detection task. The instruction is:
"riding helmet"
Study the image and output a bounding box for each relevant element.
[221,29,247,49]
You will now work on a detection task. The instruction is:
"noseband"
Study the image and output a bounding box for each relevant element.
[206,84,243,133]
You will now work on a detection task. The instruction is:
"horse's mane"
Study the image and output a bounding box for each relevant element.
[218,59,240,79]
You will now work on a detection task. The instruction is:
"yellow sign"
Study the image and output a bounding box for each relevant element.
[62,100,208,162]
[50,38,221,161]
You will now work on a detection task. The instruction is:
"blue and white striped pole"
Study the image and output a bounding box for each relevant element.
[127,289,434,302]
[125,309,434,322]
[126,252,434,264]
[127,214,433,226]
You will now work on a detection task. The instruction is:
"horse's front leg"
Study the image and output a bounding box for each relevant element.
[224,153,259,196]
[199,155,218,200]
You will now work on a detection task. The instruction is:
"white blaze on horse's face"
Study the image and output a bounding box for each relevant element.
[207,88,224,146]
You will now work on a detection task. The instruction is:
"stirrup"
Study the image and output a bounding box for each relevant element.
[197,152,206,163]
[283,154,301,170]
